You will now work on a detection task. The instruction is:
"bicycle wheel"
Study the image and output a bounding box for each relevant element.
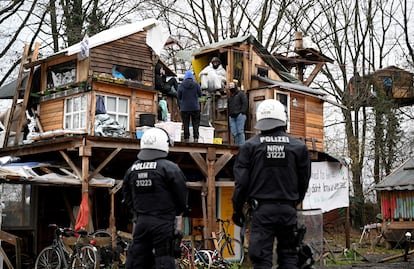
[35,246,62,269]
[71,245,100,269]
[220,237,244,265]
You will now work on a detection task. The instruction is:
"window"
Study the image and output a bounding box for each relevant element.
[64,94,87,129]
[47,60,77,89]
[2,184,31,227]
[257,66,269,77]
[274,90,290,132]
[113,65,143,81]
[102,95,130,130]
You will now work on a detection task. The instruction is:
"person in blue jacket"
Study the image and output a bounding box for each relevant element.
[178,70,202,142]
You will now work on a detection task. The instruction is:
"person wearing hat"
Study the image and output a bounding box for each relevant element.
[178,70,202,142]
[122,127,188,269]
[199,56,227,92]
[227,80,248,145]
[232,99,311,269]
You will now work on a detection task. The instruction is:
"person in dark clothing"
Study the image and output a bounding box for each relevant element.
[232,99,311,269]
[155,63,178,98]
[227,80,248,145]
[123,127,188,269]
[178,70,202,143]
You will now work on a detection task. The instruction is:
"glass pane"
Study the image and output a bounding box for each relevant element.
[106,97,116,112]
[2,184,31,227]
[118,115,128,127]
[118,98,128,113]
[66,99,72,113]
[80,113,86,128]
[73,114,80,129]
[81,94,87,110]
[65,116,71,129]
[73,97,81,111]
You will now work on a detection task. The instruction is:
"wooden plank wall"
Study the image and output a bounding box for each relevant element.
[89,31,155,87]
[39,99,65,131]
[304,97,324,151]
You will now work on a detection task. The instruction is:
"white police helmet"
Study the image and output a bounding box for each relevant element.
[255,99,287,131]
[138,127,171,160]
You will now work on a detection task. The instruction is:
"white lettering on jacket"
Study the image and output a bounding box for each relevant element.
[131,162,157,170]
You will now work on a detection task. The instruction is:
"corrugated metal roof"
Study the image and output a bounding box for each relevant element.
[375,158,414,191]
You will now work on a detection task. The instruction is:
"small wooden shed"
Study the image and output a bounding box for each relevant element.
[374,158,414,246]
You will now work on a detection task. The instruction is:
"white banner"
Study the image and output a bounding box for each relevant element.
[302,161,349,212]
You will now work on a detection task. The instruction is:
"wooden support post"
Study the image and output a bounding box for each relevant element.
[206,147,216,241]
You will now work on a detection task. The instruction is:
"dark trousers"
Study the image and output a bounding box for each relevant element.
[126,215,175,269]
[181,110,200,140]
[248,204,299,269]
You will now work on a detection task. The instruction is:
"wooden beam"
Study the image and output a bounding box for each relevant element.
[189,152,208,177]
[214,153,233,176]
[206,147,216,240]
[304,62,324,86]
[59,150,82,179]
[88,148,122,180]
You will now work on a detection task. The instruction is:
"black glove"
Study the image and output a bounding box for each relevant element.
[232,211,245,227]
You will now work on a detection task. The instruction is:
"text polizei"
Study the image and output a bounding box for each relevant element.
[130,162,157,171]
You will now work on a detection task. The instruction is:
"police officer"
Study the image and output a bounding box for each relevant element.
[123,127,188,269]
[232,99,311,269]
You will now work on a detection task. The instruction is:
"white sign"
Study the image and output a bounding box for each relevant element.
[302,161,349,212]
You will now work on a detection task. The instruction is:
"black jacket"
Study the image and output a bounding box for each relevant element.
[123,158,188,219]
[228,90,247,118]
[232,128,311,213]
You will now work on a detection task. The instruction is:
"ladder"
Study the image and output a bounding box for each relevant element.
[3,42,40,147]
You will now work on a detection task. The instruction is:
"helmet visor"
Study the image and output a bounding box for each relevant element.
[254,118,286,131]
[138,149,168,161]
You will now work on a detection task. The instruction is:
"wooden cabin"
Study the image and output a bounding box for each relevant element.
[374,158,414,248]
[346,66,414,108]
[0,24,340,265]
[192,35,333,155]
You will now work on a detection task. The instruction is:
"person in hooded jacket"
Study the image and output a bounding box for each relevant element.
[199,57,227,92]
[227,80,248,145]
[178,70,202,142]
[123,127,188,269]
[155,63,178,98]
[232,99,311,269]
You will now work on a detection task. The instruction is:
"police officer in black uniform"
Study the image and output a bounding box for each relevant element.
[232,99,311,269]
[123,127,188,269]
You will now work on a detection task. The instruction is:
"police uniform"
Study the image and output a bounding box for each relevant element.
[232,128,311,269]
[123,157,188,269]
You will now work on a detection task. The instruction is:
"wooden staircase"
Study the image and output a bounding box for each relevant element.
[3,42,40,147]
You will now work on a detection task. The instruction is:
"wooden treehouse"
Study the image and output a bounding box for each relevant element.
[346,66,414,108]
[0,21,339,263]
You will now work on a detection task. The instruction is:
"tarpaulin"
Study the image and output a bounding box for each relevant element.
[75,191,89,231]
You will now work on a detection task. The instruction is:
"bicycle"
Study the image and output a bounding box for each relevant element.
[176,239,214,269]
[35,224,100,269]
[213,219,244,266]
[90,229,130,269]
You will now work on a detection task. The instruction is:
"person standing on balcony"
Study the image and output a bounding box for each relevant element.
[227,80,248,145]
[178,70,202,143]
[232,99,311,269]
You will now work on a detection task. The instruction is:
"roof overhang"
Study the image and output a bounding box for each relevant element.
[251,75,346,109]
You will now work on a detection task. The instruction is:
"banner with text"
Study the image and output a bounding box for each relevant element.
[302,161,349,212]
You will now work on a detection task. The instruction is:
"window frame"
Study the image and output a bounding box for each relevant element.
[99,94,130,131]
[274,90,291,132]
[63,93,88,130]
